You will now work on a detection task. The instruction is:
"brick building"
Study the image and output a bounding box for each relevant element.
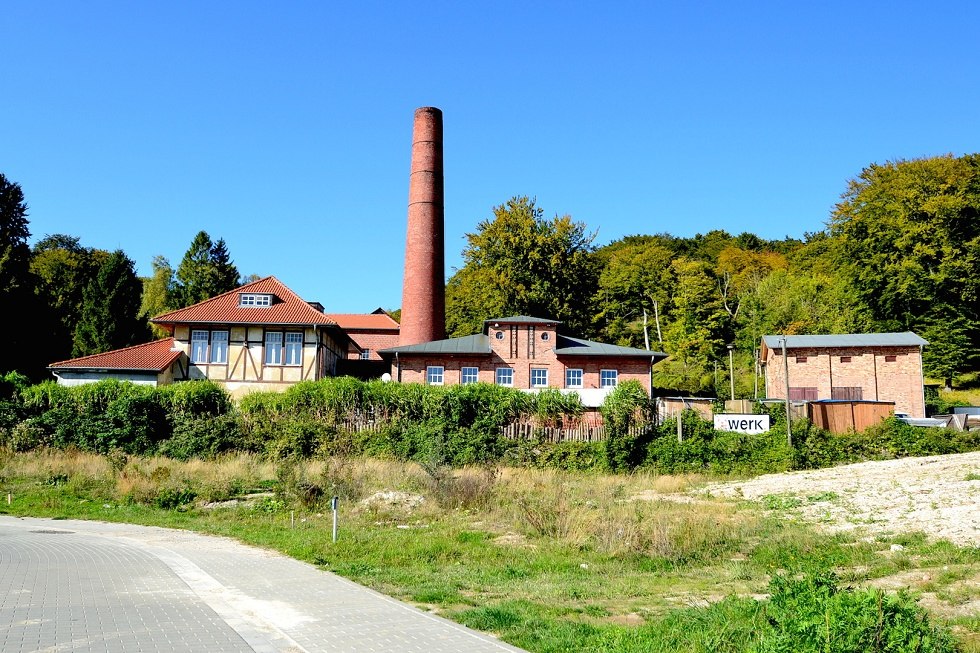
[381,316,666,405]
[325,309,399,361]
[760,332,928,417]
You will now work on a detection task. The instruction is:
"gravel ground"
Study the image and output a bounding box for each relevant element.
[699,451,980,547]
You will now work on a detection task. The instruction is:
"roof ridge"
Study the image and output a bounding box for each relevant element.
[152,276,279,321]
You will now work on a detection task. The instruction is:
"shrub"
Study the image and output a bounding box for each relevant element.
[158,414,242,460]
[601,381,654,472]
[757,572,956,652]
[159,380,232,418]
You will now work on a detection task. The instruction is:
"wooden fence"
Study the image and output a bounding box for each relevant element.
[333,414,652,444]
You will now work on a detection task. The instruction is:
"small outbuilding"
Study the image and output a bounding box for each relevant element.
[49,338,186,387]
[760,332,928,418]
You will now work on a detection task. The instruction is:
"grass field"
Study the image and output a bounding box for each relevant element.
[1,449,977,652]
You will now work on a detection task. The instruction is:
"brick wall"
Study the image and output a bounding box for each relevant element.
[344,330,399,360]
[395,322,651,393]
[763,345,925,417]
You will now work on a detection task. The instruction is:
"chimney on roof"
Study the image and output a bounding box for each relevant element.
[399,106,446,346]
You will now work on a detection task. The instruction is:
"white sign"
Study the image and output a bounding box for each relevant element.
[713,414,770,434]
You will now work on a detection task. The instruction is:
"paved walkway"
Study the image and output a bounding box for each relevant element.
[0,516,527,653]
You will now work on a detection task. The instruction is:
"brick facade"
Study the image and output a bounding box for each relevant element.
[399,107,445,346]
[762,343,926,417]
[393,320,654,395]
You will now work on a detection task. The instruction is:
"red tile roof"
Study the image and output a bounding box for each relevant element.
[325,313,400,331]
[152,276,338,327]
[49,338,183,371]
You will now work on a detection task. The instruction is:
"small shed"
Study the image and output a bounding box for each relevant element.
[656,396,715,421]
[807,399,894,434]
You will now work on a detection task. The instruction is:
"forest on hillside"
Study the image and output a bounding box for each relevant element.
[2,153,978,395]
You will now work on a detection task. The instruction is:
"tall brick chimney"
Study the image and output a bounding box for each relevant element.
[399,107,446,346]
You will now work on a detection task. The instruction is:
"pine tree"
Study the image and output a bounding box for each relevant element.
[172,232,241,307]
[73,250,148,356]
[209,238,240,294]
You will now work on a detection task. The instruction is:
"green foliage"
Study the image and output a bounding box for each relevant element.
[0,173,46,378]
[445,196,601,337]
[601,381,653,472]
[756,572,956,652]
[158,414,242,460]
[140,255,175,337]
[648,410,795,475]
[830,154,980,374]
[172,231,241,307]
[72,250,148,357]
[158,380,233,418]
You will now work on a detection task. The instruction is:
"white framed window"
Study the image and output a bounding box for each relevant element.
[495,367,514,386]
[494,331,504,340]
[360,349,372,360]
[531,368,549,388]
[239,294,272,307]
[461,367,479,384]
[426,366,445,385]
[264,331,283,365]
[191,330,209,363]
[600,369,618,388]
[284,333,303,366]
[565,368,583,389]
[209,331,229,364]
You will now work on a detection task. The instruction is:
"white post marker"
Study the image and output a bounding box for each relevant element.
[332,496,339,543]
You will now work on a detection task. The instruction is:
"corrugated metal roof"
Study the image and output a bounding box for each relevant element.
[553,335,667,359]
[762,332,927,349]
[381,334,492,355]
[49,338,183,371]
[152,276,338,326]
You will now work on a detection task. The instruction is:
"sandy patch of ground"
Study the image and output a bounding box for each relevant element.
[697,451,980,547]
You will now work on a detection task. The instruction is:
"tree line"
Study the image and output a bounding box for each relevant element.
[0,173,249,378]
[447,154,980,394]
[4,153,978,391]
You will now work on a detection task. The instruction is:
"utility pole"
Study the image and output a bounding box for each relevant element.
[727,344,735,401]
[781,336,792,447]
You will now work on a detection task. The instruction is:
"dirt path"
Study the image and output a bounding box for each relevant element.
[699,451,980,547]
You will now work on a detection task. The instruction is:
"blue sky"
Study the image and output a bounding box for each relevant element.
[4,1,978,312]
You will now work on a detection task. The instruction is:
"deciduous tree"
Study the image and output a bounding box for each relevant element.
[830,155,980,357]
[445,197,600,337]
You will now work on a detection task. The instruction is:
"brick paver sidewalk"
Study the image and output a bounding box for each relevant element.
[0,516,527,653]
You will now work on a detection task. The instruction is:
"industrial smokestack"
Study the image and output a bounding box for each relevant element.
[399,107,446,346]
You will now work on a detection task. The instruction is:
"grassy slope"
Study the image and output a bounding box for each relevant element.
[0,450,977,652]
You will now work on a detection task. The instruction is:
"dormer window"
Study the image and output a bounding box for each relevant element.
[239,293,273,307]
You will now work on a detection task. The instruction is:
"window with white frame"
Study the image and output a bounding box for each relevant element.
[265,331,303,366]
[209,331,229,364]
[239,294,272,307]
[284,333,303,365]
[191,330,209,363]
[426,366,444,385]
[531,368,549,388]
[461,367,479,384]
[360,349,372,360]
[495,367,514,386]
[565,368,583,389]
[600,369,618,388]
[264,331,283,365]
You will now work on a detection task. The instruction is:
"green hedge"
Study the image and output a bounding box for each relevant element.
[2,377,977,474]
